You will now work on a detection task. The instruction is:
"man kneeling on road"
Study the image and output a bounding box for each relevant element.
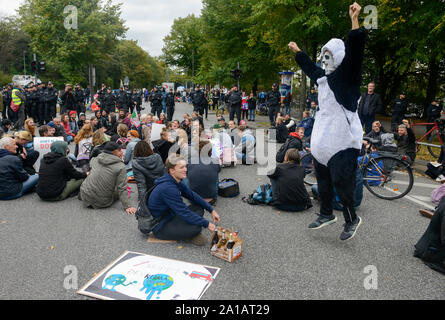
[148,154,221,246]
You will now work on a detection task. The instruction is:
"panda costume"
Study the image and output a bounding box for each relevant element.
[293,27,366,239]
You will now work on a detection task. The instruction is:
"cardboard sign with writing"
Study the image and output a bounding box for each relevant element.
[33,136,64,172]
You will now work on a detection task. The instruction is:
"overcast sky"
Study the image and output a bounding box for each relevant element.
[0,0,203,57]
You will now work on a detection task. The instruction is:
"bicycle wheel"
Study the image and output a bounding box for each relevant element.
[363,156,414,200]
[301,152,317,186]
[427,131,442,159]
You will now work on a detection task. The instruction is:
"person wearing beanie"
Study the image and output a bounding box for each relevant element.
[36,140,87,201]
[289,2,365,240]
[79,141,137,214]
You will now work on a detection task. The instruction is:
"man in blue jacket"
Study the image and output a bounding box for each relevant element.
[149,155,221,245]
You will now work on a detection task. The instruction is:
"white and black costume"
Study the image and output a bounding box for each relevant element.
[294,28,366,223]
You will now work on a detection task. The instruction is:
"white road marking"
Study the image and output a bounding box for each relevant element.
[392,180,437,189]
[383,187,436,210]
[411,195,433,202]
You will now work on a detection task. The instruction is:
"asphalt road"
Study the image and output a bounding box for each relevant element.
[0,102,444,300]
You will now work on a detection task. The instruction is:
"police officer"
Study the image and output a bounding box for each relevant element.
[131,88,142,114]
[103,88,116,114]
[192,85,206,116]
[23,85,32,119]
[117,87,129,112]
[98,83,107,107]
[45,81,58,122]
[2,86,11,120]
[61,84,75,114]
[125,86,132,111]
[228,84,242,125]
[165,88,176,121]
[37,82,47,125]
[28,85,39,122]
[266,82,281,127]
[391,92,408,132]
[149,87,163,117]
[74,84,86,115]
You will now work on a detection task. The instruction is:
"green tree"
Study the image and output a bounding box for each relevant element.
[162,14,204,79]
[19,0,127,84]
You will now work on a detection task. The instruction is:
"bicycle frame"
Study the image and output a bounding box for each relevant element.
[410,121,444,147]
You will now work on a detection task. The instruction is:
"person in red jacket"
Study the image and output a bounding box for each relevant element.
[61,113,75,143]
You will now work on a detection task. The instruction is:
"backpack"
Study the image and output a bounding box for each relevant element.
[276,138,291,163]
[135,185,168,235]
[243,184,273,205]
[218,178,240,197]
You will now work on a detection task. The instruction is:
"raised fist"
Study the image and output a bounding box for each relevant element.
[288,42,301,53]
[349,2,362,20]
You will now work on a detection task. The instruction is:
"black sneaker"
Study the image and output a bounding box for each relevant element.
[340,216,362,241]
[308,213,337,229]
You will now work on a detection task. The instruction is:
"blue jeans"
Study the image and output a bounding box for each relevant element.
[2,174,39,200]
[249,109,255,120]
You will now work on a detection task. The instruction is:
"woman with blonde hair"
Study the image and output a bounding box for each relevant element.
[24,118,36,137]
[113,123,129,148]
[90,130,108,160]
[74,123,93,169]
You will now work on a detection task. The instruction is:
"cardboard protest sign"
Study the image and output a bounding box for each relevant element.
[33,137,64,172]
[150,123,166,141]
[77,251,220,300]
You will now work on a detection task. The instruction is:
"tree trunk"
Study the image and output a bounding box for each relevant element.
[252,78,258,96]
[310,41,318,89]
[300,40,308,110]
[424,55,439,116]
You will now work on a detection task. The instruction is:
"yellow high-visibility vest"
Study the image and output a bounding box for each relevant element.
[12,89,22,106]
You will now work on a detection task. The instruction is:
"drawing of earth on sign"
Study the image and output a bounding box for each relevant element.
[102,274,137,291]
[99,254,216,300]
[140,274,174,300]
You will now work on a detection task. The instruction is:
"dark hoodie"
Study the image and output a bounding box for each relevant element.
[36,152,87,199]
[132,153,165,202]
[276,132,303,163]
[0,149,29,199]
[148,173,213,234]
[152,139,174,164]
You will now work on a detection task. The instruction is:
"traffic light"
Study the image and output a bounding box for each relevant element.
[39,61,46,72]
[31,61,37,73]
[230,68,242,80]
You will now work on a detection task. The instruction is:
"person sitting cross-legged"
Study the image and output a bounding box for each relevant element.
[36,141,87,201]
[0,137,39,200]
[79,141,137,214]
[132,140,165,202]
[267,148,313,212]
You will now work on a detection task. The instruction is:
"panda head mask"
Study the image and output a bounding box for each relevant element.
[321,38,345,75]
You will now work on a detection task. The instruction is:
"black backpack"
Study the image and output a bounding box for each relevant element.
[218,178,240,198]
[135,185,168,235]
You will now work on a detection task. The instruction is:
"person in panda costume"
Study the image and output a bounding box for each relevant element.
[288,2,365,241]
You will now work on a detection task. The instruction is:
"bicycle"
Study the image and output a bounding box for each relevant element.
[410,118,444,159]
[301,138,414,200]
